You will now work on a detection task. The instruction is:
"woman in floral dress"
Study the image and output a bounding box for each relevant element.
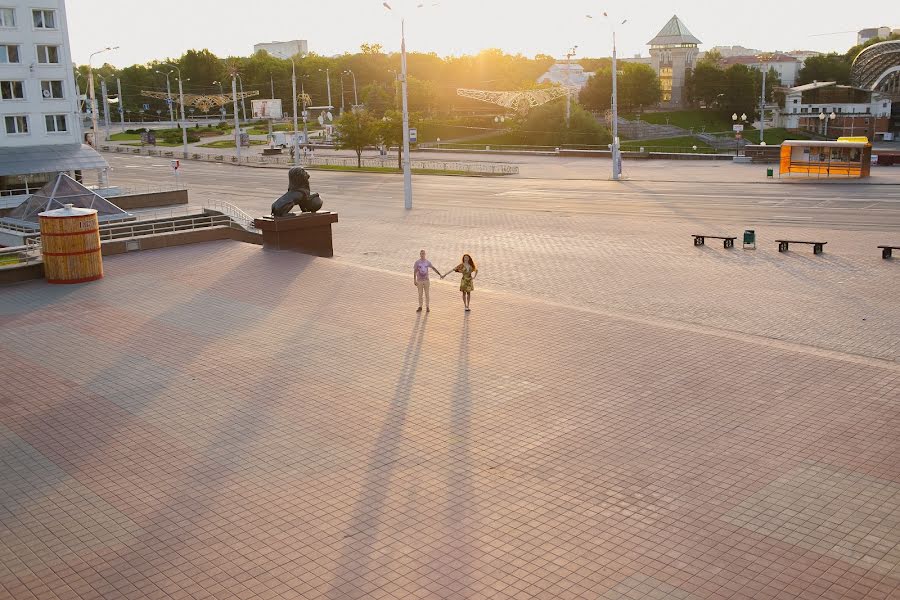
[443,254,477,311]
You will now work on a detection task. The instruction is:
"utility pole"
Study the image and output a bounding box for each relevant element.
[116,77,125,131]
[759,63,767,144]
[158,71,175,124]
[100,77,111,141]
[611,32,621,180]
[238,74,247,123]
[326,68,332,109]
[301,80,308,159]
[340,75,345,114]
[291,59,300,166]
[232,75,241,163]
[564,46,577,127]
[400,19,412,209]
[177,75,187,157]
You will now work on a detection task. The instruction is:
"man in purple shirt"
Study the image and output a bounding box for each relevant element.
[413,249,442,312]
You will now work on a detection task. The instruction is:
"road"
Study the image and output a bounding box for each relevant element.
[109,153,900,231]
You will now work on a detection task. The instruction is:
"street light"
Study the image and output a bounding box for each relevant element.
[212,80,226,121]
[344,69,358,109]
[732,112,748,156]
[155,69,176,124]
[384,1,433,209]
[236,74,247,123]
[163,63,189,158]
[88,46,117,150]
[317,68,333,109]
[818,110,836,138]
[587,13,627,181]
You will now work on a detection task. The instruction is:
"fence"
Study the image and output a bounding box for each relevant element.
[0,238,41,266]
[97,145,519,176]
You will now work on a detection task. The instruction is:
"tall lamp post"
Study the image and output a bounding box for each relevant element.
[164,63,189,158]
[344,70,358,109]
[230,70,242,163]
[383,2,418,209]
[212,80,226,121]
[88,46,117,148]
[819,110,836,139]
[290,58,301,166]
[587,13,627,181]
[237,74,247,123]
[155,69,176,124]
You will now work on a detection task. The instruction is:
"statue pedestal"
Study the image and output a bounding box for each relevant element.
[253,212,338,257]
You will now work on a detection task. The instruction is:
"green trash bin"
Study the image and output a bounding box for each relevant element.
[766,168,774,178]
[743,229,756,249]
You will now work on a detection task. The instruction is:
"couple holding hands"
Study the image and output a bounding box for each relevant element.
[413,249,478,312]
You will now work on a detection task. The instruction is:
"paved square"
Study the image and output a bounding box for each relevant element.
[2,240,899,600]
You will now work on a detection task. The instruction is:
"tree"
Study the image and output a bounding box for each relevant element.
[360,43,384,55]
[517,101,610,147]
[377,110,418,170]
[580,63,660,111]
[335,110,378,167]
[797,53,851,86]
[721,64,759,119]
[684,62,725,108]
[361,83,392,118]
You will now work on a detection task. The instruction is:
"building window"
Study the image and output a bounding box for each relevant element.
[0,7,15,27]
[5,115,28,134]
[36,45,59,64]
[40,80,63,98]
[793,108,797,114]
[792,98,798,104]
[0,44,20,63]
[45,114,66,132]
[801,107,808,114]
[32,9,56,29]
[0,80,24,99]
[866,107,871,114]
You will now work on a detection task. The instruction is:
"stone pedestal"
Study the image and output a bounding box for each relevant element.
[253,212,338,257]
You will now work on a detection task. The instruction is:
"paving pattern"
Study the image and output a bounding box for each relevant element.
[2,241,899,600]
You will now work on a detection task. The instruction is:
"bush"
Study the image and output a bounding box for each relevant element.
[125,128,149,135]
[160,129,200,144]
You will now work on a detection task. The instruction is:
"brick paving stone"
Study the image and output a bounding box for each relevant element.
[1,241,899,600]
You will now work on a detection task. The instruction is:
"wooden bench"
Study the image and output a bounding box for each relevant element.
[693,235,736,249]
[262,147,283,156]
[777,240,826,254]
[879,245,899,259]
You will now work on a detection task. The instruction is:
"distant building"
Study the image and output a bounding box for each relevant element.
[720,53,802,86]
[253,40,308,59]
[705,45,761,58]
[0,0,107,207]
[785,50,821,65]
[857,27,894,46]
[536,63,593,90]
[648,15,701,108]
[777,81,892,140]
[619,54,652,67]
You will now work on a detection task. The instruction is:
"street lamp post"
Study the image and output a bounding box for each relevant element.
[213,80,226,122]
[344,70,358,108]
[164,63,189,158]
[99,75,111,141]
[155,70,175,125]
[819,110,836,138]
[291,58,300,166]
[587,13,627,181]
[116,77,125,131]
[339,73,346,114]
[237,74,247,123]
[732,112,747,156]
[231,73,241,163]
[88,46,117,151]
[383,2,423,210]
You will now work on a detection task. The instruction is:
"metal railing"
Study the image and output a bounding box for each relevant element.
[98,145,519,175]
[202,200,258,231]
[0,238,41,266]
[98,214,235,241]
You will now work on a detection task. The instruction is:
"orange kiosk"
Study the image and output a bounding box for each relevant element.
[779,137,872,178]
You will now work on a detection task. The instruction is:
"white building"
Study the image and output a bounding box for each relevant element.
[777,81,892,139]
[720,53,803,87]
[0,0,106,207]
[253,40,308,60]
[536,63,593,90]
[857,27,895,46]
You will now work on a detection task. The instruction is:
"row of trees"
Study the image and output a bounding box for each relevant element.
[579,63,661,112]
[684,55,776,118]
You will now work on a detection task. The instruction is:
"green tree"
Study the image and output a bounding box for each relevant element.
[684,62,725,108]
[518,101,610,147]
[721,64,759,119]
[335,109,378,167]
[377,110,418,170]
[361,83,392,118]
[797,53,851,85]
[580,63,660,112]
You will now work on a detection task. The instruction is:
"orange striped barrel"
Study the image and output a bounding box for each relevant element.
[38,204,103,284]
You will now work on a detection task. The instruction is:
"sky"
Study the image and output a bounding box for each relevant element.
[67,0,897,67]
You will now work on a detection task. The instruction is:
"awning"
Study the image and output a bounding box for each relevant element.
[0,144,108,178]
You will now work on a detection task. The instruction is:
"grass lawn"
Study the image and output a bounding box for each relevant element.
[198,140,268,149]
[621,136,715,153]
[625,110,737,133]
[246,123,323,135]
[307,164,508,176]
[109,132,143,141]
[122,140,184,147]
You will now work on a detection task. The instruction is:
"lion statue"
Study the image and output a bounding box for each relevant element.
[271,167,323,217]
